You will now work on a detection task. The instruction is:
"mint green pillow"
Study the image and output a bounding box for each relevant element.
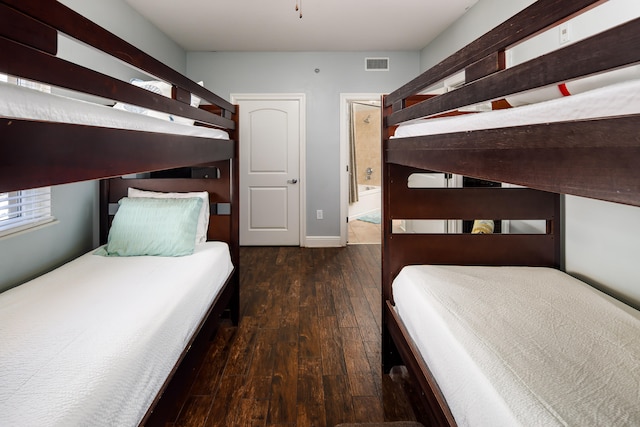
[100,197,203,257]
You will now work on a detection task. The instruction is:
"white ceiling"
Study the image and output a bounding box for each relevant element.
[124,0,479,52]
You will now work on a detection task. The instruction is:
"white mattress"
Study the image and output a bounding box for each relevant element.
[393,265,640,427]
[393,78,640,138]
[0,241,233,427]
[0,81,230,139]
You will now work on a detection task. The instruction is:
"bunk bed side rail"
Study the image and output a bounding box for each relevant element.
[0,120,235,194]
[385,0,606,110]
[0,0,235,129]
[388,16,640,126]
[385,115,640,207]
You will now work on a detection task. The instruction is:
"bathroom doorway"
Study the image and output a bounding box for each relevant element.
[345,97,381,244]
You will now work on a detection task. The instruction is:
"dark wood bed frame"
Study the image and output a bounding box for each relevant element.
[0,1,240,425]
[381,0,640,425]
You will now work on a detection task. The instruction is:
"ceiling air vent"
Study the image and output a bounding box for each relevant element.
[365,57,389,71]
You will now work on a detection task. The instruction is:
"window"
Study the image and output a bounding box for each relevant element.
[0,74,54,237]
[0,188,53,237]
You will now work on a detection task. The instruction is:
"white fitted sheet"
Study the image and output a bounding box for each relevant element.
[0,81,230,139]
[393,265,640,427]
[0,241,233,427]
[393,78,640,138]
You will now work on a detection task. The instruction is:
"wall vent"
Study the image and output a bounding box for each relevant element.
[365,57,389,71]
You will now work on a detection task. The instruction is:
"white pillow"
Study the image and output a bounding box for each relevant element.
[127,187,210,244]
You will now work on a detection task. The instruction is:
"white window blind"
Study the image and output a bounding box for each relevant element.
[0,73,54,237]
[0,188,53,236]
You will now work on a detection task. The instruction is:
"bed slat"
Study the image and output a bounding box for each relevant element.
[387,187,558,221]
[0,2,56,54]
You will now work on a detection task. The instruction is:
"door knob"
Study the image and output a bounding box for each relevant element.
[288,179,298,184]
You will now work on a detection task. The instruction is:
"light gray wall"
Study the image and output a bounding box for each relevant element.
[420,0,534,71]
[0,0,187,293]
[58,0,186,76]
[419,0,640,307]
[187,51,420,237]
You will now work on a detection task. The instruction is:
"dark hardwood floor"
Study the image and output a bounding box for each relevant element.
[167,245,418,427]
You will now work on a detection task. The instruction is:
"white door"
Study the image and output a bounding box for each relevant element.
[234,95,304,246]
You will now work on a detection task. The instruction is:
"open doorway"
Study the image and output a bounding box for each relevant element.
[340,95,381,245]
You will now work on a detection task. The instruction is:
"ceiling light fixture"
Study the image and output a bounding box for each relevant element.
[295,0,302,18]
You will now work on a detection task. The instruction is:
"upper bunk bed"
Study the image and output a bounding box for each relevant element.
[0,0,238,194]
[383,0,640,208]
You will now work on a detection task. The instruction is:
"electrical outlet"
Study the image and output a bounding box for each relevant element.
[559,22,571,44]
[316,209,323,220]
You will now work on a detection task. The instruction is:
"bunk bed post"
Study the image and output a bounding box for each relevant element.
[381,95,403,373]
[229,105,241,326]
[99,179,110,246]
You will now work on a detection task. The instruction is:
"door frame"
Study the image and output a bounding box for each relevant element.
[231,93,307,247]
[339,93,382,245]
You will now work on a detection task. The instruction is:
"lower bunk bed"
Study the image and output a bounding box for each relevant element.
[388,264,640,426]
[382,170,640,426]
[0,171,239,426]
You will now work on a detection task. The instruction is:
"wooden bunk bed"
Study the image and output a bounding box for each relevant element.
[0,1,239,426]
[382,0,640,425]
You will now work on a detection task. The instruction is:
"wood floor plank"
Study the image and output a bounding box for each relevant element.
[247,327,279,378]
[173,245,418,427]
[297,358,326,427]
[267,341,298,425]
[175,395,212,427]
[299,305,322,359]
[340,327,373,376]
[224,316,260,376]
[204,375,246,427]
[348,372,378,398]
[315,281,336,318]
[230,398,269,427]
[352,396,384,423]
[190,325,236,395]
[349,295,379,343]
[242,375,272,400]
[362,285,382,331]
[318,315,347,376]
[333,286,358,329]
[322,374,354,426]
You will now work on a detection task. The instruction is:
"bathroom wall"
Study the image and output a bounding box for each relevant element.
[353,103,381,188]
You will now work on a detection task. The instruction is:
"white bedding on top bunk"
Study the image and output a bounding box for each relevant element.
[0,241,233,427]
[393,78,640,138]
[393,265,640,427]
[0,81,230,139]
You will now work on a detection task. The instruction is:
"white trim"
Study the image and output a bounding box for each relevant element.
[0,218,58,240]
[304,235,343,248]
[231,93,307,247]
[339,93,382,246]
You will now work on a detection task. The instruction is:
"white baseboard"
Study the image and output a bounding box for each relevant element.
[304,236,344,248]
